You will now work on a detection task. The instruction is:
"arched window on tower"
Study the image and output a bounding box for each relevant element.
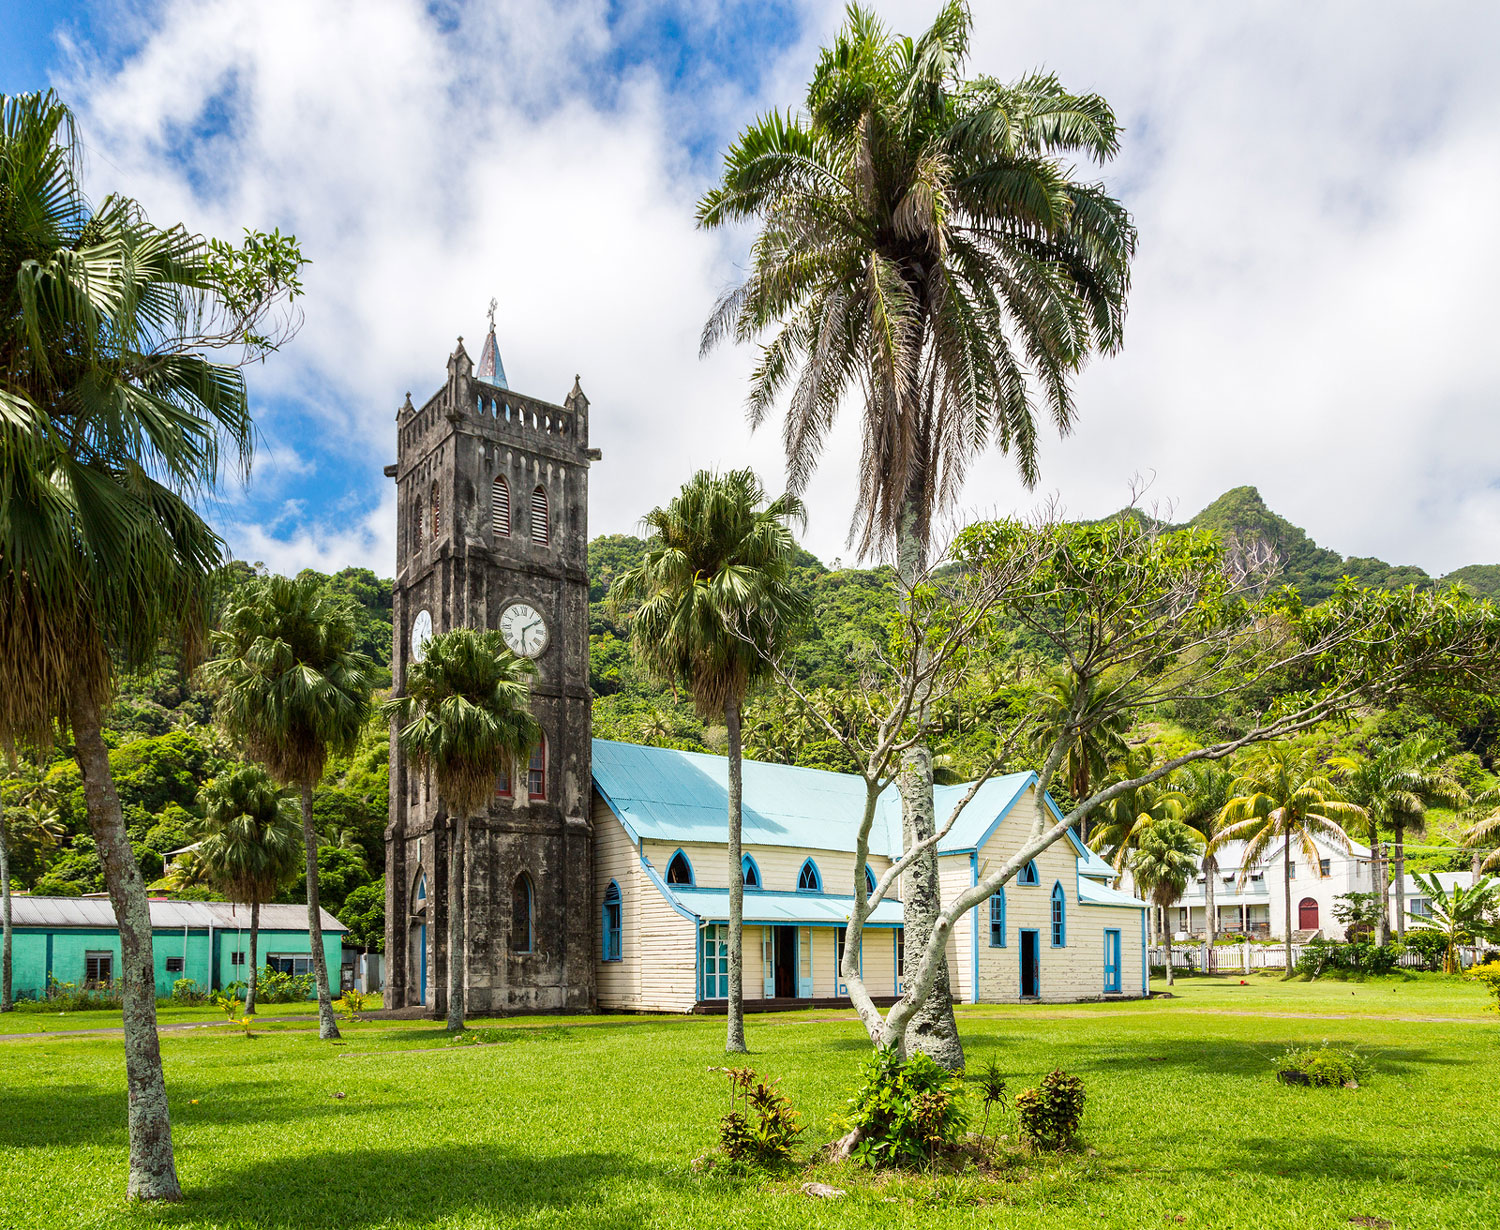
[413,499,422,549]
[491,475,511,539]
[527,734,547,800]
[511,872,533,953]
[530,485,549,546]
[431,481,441,540]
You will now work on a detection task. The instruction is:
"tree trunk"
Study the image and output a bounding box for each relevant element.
[1371,824,1390,945]
[1164,901,1174,987]
[1,803,12,1013]
[1204,850,1218,964]
[1283,840,1294,975]
[1393,821,1407,942]
[725,699,747,1054]
[70,691,182,1201]
[245,898,260,1015]
[299,780,340,1040]
[446,811,467,1033]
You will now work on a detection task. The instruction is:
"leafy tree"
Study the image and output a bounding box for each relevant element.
[1406,872,1499,973]
[611,469,807,1053]
[383,626,538,1032]
[201,575,373,1041]
[0,90,302,1199]
[1331,891,1384,940]
[1214,747,1366,971]
[1130,820,1203,986]
[339,878,386,954]
[194,765,302,1013]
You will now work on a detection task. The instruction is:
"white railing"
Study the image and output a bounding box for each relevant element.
[1150,941,1494,974]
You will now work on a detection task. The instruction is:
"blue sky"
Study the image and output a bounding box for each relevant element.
[5,1,1500,578]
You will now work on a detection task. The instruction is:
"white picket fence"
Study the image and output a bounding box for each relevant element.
[1149,941,1491,973]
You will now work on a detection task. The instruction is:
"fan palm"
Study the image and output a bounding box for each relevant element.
[382,627,539,1033]
[194,765,303,1014]
[1406,871,1498,974]
[200,575,375,1040]
[0,90,298,1201]
[1130,820,1203,987]
[1174,761,1236,949]
[610,469,807,1054]
[698,3,1134,1066]
[1332,738,1466,942]
[1212,746,1366,973]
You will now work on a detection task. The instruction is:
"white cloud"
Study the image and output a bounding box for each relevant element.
[51,0,1500,575]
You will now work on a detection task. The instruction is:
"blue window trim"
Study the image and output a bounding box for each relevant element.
[1051,880,1067,947]
[741,854,761,890]
[665,848,694,887]
[601,879,622,962]
[1103,927,1122,993]
[1018,860,1039,886]
[864,865,876,896]
[989,888,1007,948]
[796,858,823,893]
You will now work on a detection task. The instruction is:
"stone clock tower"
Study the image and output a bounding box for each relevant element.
[383,313,597,1014]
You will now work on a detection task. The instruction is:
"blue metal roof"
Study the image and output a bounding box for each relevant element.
[593,739,1066,861]
[1077,877,1146,910]
[663,887,906,927]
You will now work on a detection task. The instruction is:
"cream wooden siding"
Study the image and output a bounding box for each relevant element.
[861,928,897,995]
[641,839,895,899]
[961,785,1146,1003]
[593,797,698,1013]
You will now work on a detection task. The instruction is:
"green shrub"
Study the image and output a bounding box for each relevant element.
[1015,1069,1086,1150]
[1295,939,1403,978]
[170,978,208,1004]
[1465,958,1500,1009]
[844,1047,968,1169]
[38,974,122,1011]
[1274,1043,1370,1087]
[1401,930,1448,972]
[336,989,365,1020]
[712,1067,802,1166]
[254,967,316,1003]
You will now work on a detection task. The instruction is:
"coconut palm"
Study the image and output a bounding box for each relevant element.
[698,3,1135,1067]
[1406,871,1499,974]
[1460,787,1500,880]
[382,627,539,1033]
[610,469,808,1054]
[1174,761,1236,951]
[194,765,303,1014]
[1332,738,1469,942]
[200,575,374,1041]
[1130,820,1203,987]
[1,768,65,1011]
[1212,746,1366,973]
[1088,749,1184,893]
[1,90,301,1200]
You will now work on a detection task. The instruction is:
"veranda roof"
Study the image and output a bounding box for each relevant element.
[664,887,907,927]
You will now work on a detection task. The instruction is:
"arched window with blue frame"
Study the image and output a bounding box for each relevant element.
[1018,860,1040,886]
[666,849,694,886]
[601,880,622,962]
[741,855,761,889]
[989,889,1006,947]
[1051,881,1067,947]
[796,858,823,892]
[864,865,877,896]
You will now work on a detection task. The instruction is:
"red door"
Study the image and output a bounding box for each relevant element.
[1298,898,1319,930]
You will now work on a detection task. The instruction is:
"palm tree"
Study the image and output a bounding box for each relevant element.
[200,575,374,1040]
[1406,871,1498,974]
[1,90,301,1200]
[382,627,539,1032]
[1031,667,1128,826]
[1,767,65,1011]
[1333,738,1468,943]
[1213,746,1366,973]
[1174,761,1236,952]
[1130,820,1203,987]
[698,3,1134,1067]
[610,469,807,1054]
[194,765,303,1014]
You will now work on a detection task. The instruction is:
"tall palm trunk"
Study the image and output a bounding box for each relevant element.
[726,699,747,1053]
[1162,895,1174,987]
[1203,851,1218,967]
[245,898,260,1015]
[70,692,181,1201]
[1282,842,1293,975]
[1393,820,1407,942]
[1370,823,1390,944]
[895,501,963,1071]
[446,811,467,1033]
[1,805,12,1013]
[298,780,340,1040]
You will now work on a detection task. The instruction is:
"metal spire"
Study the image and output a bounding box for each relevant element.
[476,296,508,388]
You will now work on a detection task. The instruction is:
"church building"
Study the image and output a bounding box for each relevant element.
[383,322,1146,1014]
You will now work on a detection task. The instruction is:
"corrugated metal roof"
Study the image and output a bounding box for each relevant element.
[1077,878,1146,910]
[11,896,345,932]
[664,887,907,926]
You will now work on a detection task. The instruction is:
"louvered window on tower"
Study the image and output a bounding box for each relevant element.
[491,475,511,539]
[431,482,440,539]
[530,485,549,546]
[413,499,422,548]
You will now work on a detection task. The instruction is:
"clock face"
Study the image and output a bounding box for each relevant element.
[411,609,433,662]
[500,602,549,658]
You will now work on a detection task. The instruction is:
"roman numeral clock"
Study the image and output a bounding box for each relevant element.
[383,314,600,1017]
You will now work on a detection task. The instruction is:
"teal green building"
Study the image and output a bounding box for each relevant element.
[7,896,346,1000]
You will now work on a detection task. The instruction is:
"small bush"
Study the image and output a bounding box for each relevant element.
[1274,1043,1369,1087]
[1295,938,1403,978]
[845,1047,969,1170]
[336,989,365,1021]
[254,967,316,1003]
[1015,1069,1086,1150]
[39,975,122,1012]
[712,1067,802,1166]
[170,978,208,1004]
[1400,930,1448,972]
[1465,958,1500,1010]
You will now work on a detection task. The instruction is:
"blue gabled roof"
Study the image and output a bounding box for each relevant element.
[663,887,906,927]
[592,739,1072,864]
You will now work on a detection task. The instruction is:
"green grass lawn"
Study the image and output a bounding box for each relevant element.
[2,974,1496,1229]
